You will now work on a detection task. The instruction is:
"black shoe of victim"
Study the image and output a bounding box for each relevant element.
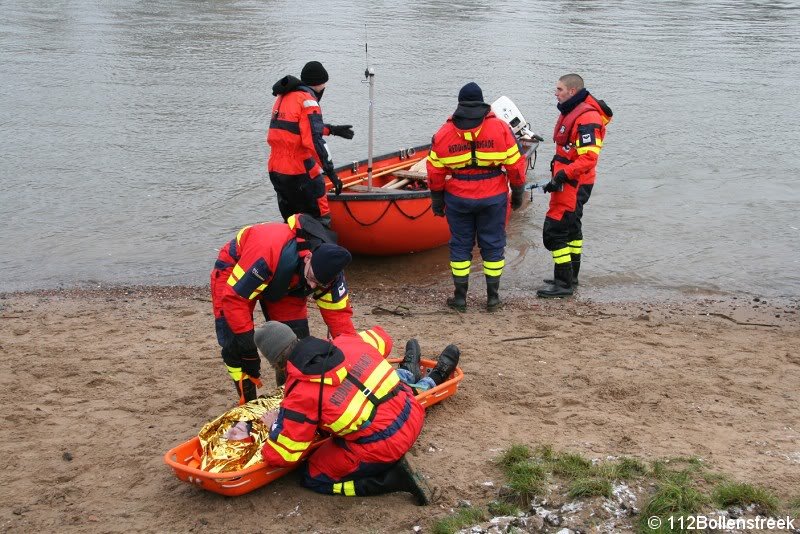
[427,344,460,385]
[399,338,422,383]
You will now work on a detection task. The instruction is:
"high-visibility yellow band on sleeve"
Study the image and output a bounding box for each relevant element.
[316,293,349,310]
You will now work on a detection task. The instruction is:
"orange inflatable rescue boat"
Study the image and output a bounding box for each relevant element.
[326,144,447,256]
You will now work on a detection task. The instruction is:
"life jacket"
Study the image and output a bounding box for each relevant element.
[427,110,527,200]
[262,328,422,466]
[551,91,613,186]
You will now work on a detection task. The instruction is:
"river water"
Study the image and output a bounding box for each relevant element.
[2,0,799,301]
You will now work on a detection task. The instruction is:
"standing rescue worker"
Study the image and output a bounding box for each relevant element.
[254,321,439,505]
[538,73,612,298]
[427,82,528,312]
[267,61,354,225]
[210,214,356,403]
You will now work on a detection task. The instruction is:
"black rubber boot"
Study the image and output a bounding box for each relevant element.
[537,263,574,298]
[485,275,501,312]
[428,344,460,385]
[446,276,468,312]
[395,456,438,505]
[233,378,258,403]
[543,255,580,286]
[571,254,581,285]
[355,456,438,505]
[399,338,422,383]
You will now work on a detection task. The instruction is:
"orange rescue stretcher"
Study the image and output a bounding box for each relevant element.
[163,358,464,496]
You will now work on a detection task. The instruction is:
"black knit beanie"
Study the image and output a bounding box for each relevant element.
[310,243,352,285]
[301,61,329,86]
[458,82,484,103]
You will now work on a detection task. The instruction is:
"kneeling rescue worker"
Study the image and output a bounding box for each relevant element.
[210,214,356,403]
[427,82,528,312]
[254,321,440,505]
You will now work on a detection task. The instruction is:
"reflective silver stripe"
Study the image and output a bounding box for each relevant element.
[302,100,319,108]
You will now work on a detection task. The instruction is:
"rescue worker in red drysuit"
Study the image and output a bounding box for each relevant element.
[538,73,612,298]
[210,214,356,402]
[267,61,354,226]
[427,82,528,312]
[253,321,455,505]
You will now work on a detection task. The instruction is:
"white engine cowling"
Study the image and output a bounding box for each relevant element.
[491,95,535,139]
[491,95,541,157]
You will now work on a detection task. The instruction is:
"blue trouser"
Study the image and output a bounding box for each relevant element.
[445,191,508,264]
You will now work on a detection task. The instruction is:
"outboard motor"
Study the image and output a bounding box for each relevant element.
[491,96,543,158]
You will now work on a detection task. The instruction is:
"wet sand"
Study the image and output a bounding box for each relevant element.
[1,286,798,533]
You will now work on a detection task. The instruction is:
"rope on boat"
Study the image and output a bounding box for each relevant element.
[342,199,433,227]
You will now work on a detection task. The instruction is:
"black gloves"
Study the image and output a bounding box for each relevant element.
[328,124,354,139]
[233,330,261,378]
[328,171,343,196]
[543,170,568,193]
[510,186,525,210]
[430,190,445,217]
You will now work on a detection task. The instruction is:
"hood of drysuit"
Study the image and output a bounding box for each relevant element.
[271,74,324,100]
[452,101,491,130]
[285,336,347,385]
[272,75,303,96]
[558,88,614,125]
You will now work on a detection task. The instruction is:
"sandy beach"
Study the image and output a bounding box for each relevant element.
[1,286,798,533]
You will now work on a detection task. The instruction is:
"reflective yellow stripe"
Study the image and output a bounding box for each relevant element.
[265,439,305,463]
[483,259,505,277]
[248,282,268,300]
[358,329,386,355]
[576,145,601,155]
[438,152,473,166]
[328,360,400,434]
[316,293,349,310]
[235,225,251,247]
[227,264,246,287]
[504,150,521,165]
[287,214,298,229]
[474,149,514,161]
[226,365,243,381]
[309,366,348,385]
[450,260,470,277]
[332,481,355,495]
[552,247,572,264]
[427,152,446,168]
[568,240,583,254]
[276,433,312,452]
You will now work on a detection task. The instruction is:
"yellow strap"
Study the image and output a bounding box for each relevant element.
[235,225,251,247]
[358,329,386,355]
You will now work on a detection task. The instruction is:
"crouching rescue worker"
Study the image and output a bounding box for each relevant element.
[538,73,612,298]
[210,214,356,403]
[427,82,528,312]
[268,60,354,225]
[254,321,438,505]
